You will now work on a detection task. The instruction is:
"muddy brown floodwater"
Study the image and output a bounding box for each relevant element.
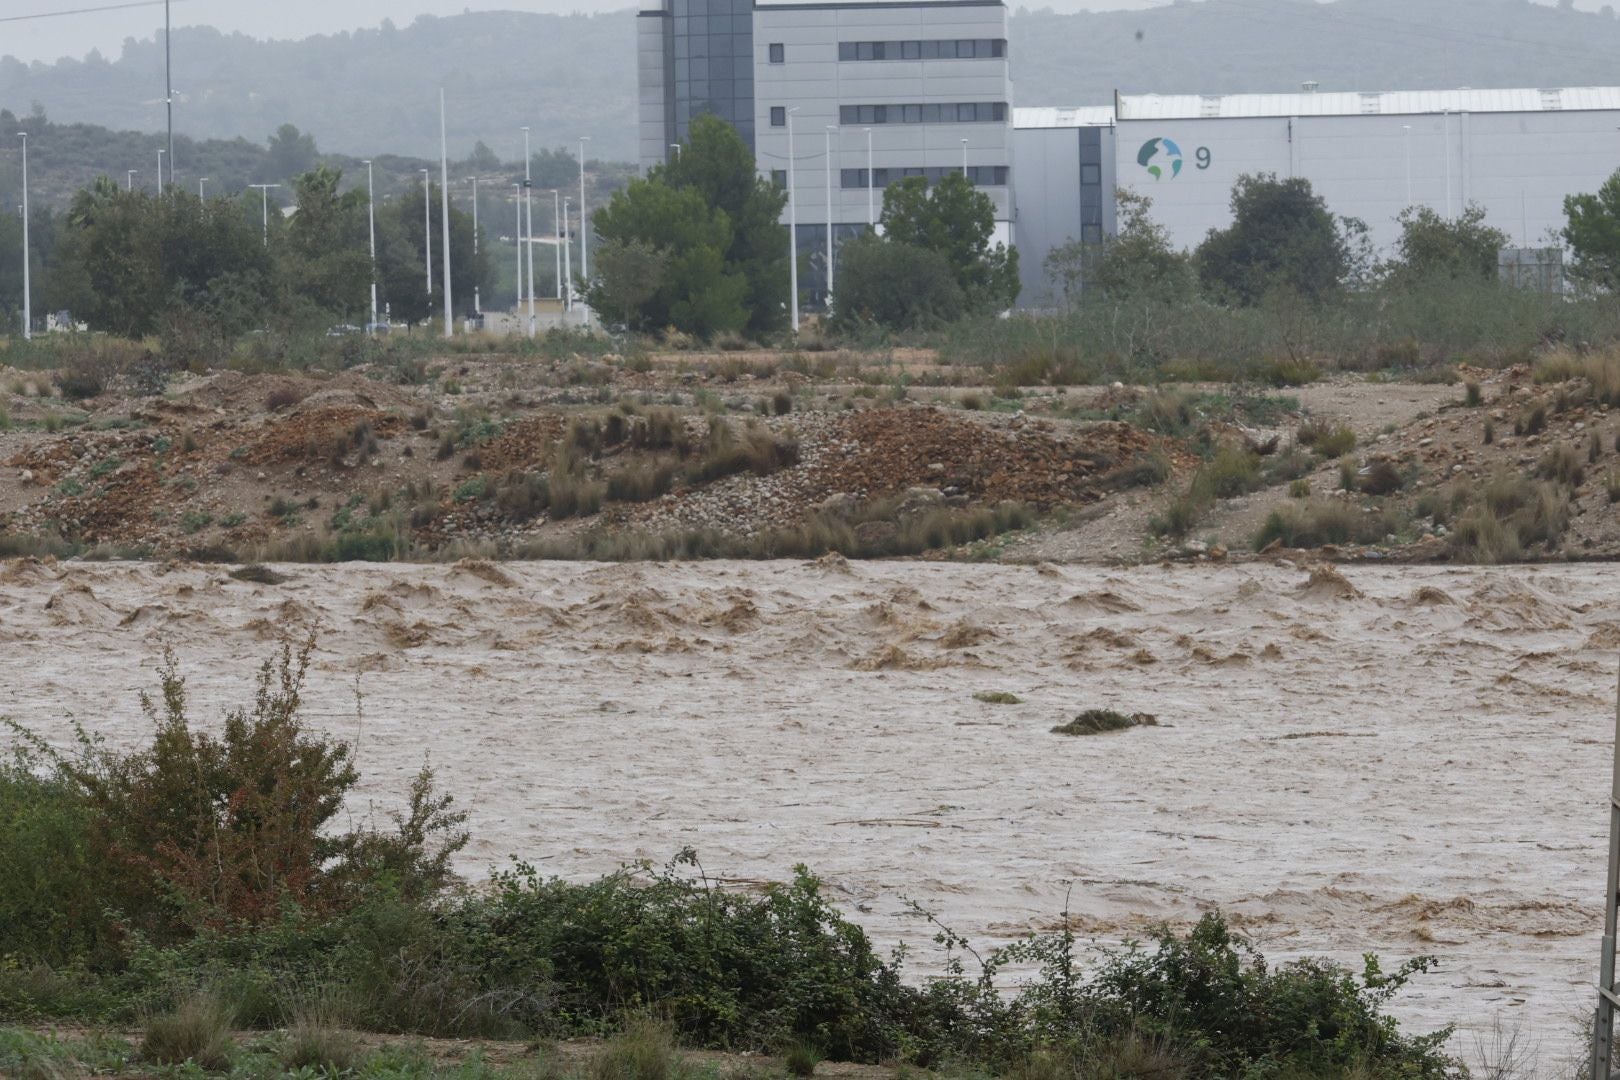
[3,556,1616,1068]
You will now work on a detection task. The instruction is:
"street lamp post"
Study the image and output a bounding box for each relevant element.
[562,196,573,312]
[825,125,836,307]
[127,170,138,192]
[18,132,29,341]
[578,134,591,324]
[864,127,874,228]
[438,88,452,339]
[670,143,681,161]
[786,107,799,334]
[248,183,280,246]
[552,190,561,302]
[513,182,524,322]
[522,126,536,337]
[363,160,377,333]
[198,176,208,199]
[157,149,165,192]
[470,175,482,315]
[164,0,173,189]
[961,138,969,178]
[421,169,432,295]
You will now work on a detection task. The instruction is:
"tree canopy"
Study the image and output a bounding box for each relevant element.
[879,173,1019,312]
[1195,174,1356,305]
[1564,169,1620,292]
[1387,203,1508,283]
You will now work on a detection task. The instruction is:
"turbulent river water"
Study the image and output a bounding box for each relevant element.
[3,556,1616,1067]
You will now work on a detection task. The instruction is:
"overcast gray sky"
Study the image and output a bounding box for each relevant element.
[4,0,1607,64]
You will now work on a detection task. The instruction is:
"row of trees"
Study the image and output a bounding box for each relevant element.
[584,114,1021,336]
[5,166,490,341]
[1046,168,1620,310]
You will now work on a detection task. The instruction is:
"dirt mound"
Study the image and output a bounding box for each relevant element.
[812,407,1149,508]
[241,406,403,467]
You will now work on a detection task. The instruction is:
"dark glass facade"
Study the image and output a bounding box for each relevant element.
[669,0,756,149]
[841,165,1009,187]
[837,39,1006,61]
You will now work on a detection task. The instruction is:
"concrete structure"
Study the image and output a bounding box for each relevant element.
[639,0,1014,303]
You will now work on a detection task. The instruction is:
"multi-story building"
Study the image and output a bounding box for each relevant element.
[639,0,1015,303]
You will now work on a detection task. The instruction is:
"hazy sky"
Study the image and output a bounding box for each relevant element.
[3,0,1608,64]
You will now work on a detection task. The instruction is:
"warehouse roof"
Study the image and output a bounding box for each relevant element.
[1117,86,1620,120]
[1013,106,1116,129]
[1014,86,1620,128]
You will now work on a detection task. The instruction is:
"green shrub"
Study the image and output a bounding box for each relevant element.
[1464,380,1483,406]
[1191,446,1261,500]
[608,463,676,503]
[1297,419,1355,458]
[140,992,236,1069]
[454,475,489,503]
[280,1018,362,1074]
[1288,478,1310,499]
[1052,710,1156,736]
[1540,442,1585,487]
[1254,500,1385,550]
[973,692,1023,705]
[784,1040,823,1078]
[1148,492,1201,541]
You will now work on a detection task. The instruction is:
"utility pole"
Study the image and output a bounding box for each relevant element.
[470,176,482,315]
[364,160,377,332]
[165,0,173,189]
[522,127,536,337]
[552,189,561,302]
[249,183,280,246]
[157,149,165,193]
[127,170,138,192]
[18,132,29,341]
[1591,667,1620,1080]
[421,169,432,295]
[578,135,591,323]
[514,182,524,323]
[562,196,572,312]
[825,125,836,308]
[439,88,453,339]
[198,176,209,199]
[786,107,799,334]
[864,127,874,227]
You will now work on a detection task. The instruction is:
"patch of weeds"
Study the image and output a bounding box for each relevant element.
[54,477,85,497]
[86,457,122,481]
[454,475,489,503]
[220,512,247,528]
[1514,403,1547,437]
[1297,419,1355,459]
[785,1041,823,1078]
[1288,478,1310,499]
[1255,500,1388,549]
[1607,470,1620,504]
[1052,710,1158,736]
[1464,381,1482,407]
[140,992,236,1070]
[180,511,214,535]
[1538,442,1585,488]
[973,691,1023,705]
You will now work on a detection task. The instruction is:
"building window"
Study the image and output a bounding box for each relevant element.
[768,42,783,63]
[840,165,1008,189]
[771,170,786,188]
[835,102,1008,125]
[770,106,785,127]
[1080,164,1101,185]
[1082,224,1104,244]
[835,39,1009,62]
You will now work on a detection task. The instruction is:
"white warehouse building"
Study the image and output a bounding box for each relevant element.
[636,6,1620,310]
[1012,86,1620,305]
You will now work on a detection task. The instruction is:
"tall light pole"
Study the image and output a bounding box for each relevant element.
[670,143,681,161]
[127,170,138,192]
[439,88,453,339]
[249,183,279,246]
[1402,125,1412,207]
[164,0,173,189]
[363,160,377,332]
[961,138,969,178]
[421,169,432,295]
[864,127,874,227]
[825,125,836,307]
[552,189,562,301]
[513,182,524,321]
[469,175,482,315]
[578,134,591,324]
[198,176,208,200]
[786,107,799,334]
[522,126,536,337]
[562,195,573,312]
[18,132,29,341]
[157,149,165,192]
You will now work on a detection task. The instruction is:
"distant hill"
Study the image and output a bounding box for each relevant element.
[3,0,1619,167]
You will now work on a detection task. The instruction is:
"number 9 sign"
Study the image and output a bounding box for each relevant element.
[1196,147,1212,170]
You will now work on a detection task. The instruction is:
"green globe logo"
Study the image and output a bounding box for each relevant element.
[1137,137,1184,180]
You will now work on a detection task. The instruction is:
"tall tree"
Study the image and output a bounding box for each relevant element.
[1564,169,1620,292]
[1387,203,1508,283]
[879,172,1019,310]
[1196,174,1353,305]
[265,124,319,181]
